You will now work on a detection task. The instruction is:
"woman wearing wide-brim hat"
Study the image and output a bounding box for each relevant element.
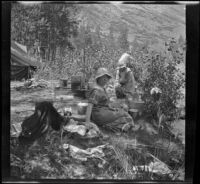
[115,53,137,99]
[86,67,135,133]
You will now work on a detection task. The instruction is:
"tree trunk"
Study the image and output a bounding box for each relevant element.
[51,46,55,63]
[81,48,86,87]
[59,46,65,76]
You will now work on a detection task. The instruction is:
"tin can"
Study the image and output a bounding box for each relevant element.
[77,102,88,115]
[64,107,72,116]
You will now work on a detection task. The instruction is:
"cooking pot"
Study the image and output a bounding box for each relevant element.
[77,102,88,115]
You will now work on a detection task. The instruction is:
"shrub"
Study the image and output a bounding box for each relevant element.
[139,51,185,120]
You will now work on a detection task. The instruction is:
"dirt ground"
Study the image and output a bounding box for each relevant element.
[10,81,185,180]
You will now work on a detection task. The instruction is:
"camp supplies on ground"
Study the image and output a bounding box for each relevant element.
[18,101,64,145]
[63,144,106,162]
[64,124,87,136]
[63,120,100,138]
[15,79,49,91]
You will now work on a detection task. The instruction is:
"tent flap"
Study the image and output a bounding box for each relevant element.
[11,41,41,80]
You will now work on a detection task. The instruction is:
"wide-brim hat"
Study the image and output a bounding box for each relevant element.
[117,63,126,70]
[95,67,112,80]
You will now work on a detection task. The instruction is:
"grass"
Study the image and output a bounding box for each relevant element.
[10,126,184,180]
[10,81,185,180]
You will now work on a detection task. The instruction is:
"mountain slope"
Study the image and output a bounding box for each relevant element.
[77,4,185,50]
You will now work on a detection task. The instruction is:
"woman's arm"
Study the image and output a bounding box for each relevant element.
[126,70,136,91]
[115,69,121,87]
[116,69,119,83]
[85,103,100,131]
[85,103,93,123]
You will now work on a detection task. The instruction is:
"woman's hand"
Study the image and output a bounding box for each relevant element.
[108,105,118,111]
[121,103,129,112]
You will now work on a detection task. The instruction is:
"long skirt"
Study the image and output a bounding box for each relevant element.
[91,106,134,132]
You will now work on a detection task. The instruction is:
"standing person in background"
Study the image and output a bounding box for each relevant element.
[115,53,137,100]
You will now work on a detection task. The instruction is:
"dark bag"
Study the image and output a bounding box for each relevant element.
[18,101,64,145]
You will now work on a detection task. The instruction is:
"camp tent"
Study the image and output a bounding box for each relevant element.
[11,41,41,81]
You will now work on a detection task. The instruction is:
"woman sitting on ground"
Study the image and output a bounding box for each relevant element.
[86,67,135,132]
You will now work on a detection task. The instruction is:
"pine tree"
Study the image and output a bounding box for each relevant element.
[109,23,114,41]
[118,24,129,52]
[11,3,79,62]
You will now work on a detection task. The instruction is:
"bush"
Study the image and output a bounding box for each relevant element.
[138,51,185,120]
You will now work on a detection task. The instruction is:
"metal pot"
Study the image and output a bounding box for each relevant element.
[77,102,88,115]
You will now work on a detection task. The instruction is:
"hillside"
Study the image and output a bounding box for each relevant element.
[77,4,185,50]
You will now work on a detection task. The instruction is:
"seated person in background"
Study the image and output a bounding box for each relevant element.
[115,53,137,100]
[86,67,135,132]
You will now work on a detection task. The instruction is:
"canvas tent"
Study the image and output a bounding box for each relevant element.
[11,41,41,81]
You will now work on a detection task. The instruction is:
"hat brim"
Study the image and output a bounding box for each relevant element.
[117,65,126,70]
[95,73,112,80]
